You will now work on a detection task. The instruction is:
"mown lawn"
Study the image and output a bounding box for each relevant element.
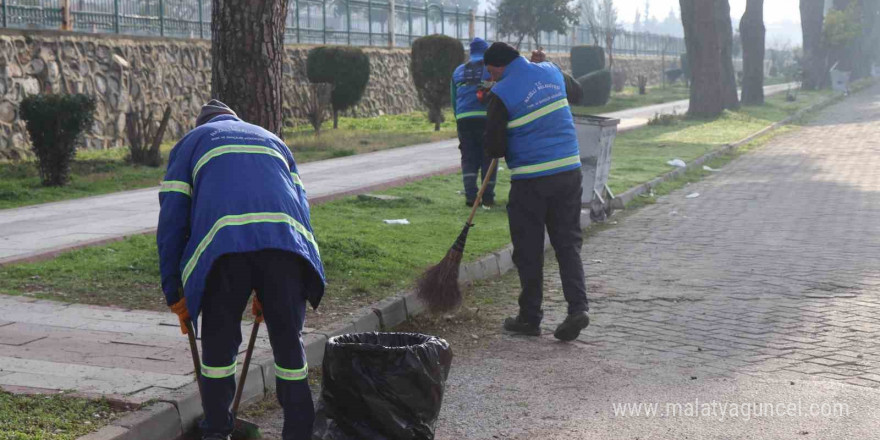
[572,84,690,116]
[0,88,837,326]
[0,391,123,440]
[0,111,456,210]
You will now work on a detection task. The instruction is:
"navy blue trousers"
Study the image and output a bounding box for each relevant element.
[457,118,497,203]
[199,250,313,440]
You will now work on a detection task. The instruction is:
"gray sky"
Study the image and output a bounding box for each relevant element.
[617,0,801,25]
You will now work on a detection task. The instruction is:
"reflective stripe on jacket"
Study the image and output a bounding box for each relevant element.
[490,56,580,180]
[158,115,325,319]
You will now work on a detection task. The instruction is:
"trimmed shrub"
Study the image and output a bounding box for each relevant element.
[306,46,371,129]
[571,45,606,79]
[411,34,465,131]
[577,69,612,107]
[125,105,171,167]
[20,94,96,186]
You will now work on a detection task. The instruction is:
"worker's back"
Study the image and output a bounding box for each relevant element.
[158,114,324,318]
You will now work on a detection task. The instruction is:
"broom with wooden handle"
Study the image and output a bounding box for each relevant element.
[416,158,499,313]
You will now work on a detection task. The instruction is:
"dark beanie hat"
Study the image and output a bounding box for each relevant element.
[483,42,521,67]
[196,99,237,126]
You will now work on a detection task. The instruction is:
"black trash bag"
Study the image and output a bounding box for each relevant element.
[312,332,453,440]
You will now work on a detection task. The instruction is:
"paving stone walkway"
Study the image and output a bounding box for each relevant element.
[0,83,794,266]
[433,85,880,439]
[0,295,274,403]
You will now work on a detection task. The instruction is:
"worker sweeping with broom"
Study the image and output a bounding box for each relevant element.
[158,100,325,440]
[417,43,589,341]
[482,42,590,341]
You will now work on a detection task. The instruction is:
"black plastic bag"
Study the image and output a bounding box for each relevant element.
[313,332,453,440]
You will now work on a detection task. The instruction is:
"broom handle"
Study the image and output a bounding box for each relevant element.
[466,158,500,225]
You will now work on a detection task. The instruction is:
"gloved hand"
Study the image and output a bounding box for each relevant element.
[169,296,191,335]
[252,296,264,324]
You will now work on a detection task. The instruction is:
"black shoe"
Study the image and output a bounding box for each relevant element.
[482,199,496,207]
[503,316,541,336]
[202,435,229,440]
[554,311,590,342]
[466,199,476,207]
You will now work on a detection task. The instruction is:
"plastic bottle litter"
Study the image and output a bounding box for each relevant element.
[686,192,700,199]
[703,165,720,172]
[667,159,687,168]
[383,219,410,225]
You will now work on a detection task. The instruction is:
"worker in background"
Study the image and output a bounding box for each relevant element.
[451,37,498,207]
[159,100,325,440]
[482,42,590,342]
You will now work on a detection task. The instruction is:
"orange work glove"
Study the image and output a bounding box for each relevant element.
[169,297,191,335]
[252,296,264,324]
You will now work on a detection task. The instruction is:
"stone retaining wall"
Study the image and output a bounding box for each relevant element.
[0,29,676,160]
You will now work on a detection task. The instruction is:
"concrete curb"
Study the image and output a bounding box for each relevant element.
[74,87,853,440]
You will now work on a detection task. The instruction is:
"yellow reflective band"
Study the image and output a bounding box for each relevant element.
[160,180,192,197]
[456,111,488,120]
[182,212,320,285]
[275,363,308,381]
[510,154,581,177]
[201,362,237,379]
[291,172,304,188]
[508,99,570,129]
[193,145,288,180]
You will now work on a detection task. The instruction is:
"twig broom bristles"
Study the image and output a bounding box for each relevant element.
[417,158,499,313]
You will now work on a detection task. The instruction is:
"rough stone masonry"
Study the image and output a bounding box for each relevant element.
[0,28,669,160]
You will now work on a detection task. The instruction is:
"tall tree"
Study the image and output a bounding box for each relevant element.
[580,0,602,45]
[497,0,579,48]
[800,0,827,90]
[680,0,724,117]
[598,0,620,67]
[716,0,740,110]
[211,0,289,136]
[740,0,766,105]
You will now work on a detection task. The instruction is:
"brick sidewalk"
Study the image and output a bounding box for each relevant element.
[434,86,880,439]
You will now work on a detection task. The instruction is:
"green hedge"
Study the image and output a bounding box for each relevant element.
[411,35,465,131]
[307,46,371,128]
[577,69,612,107]
[20,94,96,186]
[571,45,606,79]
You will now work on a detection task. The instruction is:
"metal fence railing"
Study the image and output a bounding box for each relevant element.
[1,0,686,55]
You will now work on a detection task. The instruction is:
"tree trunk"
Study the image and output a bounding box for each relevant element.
[606,32,615,68]
[717,0,740,110]
[211,0,289,136]
[680,0,724,118]
[740,0,765,105]
[333,110,339,129]
[800,0,827,90]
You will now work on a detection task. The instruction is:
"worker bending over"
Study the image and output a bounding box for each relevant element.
[158,100,325,440]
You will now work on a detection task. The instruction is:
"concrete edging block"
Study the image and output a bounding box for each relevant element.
[494,246,515,274]
[235,364,266,408]
[373,295,408,330]
[316,320,356,339]
[304,333,328,367]
[159,382,202,432]
[403,291,426,318]
[351,308,381,333]
[77,426,129,440]
[256,355,277,392]
[112,402,182,440]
